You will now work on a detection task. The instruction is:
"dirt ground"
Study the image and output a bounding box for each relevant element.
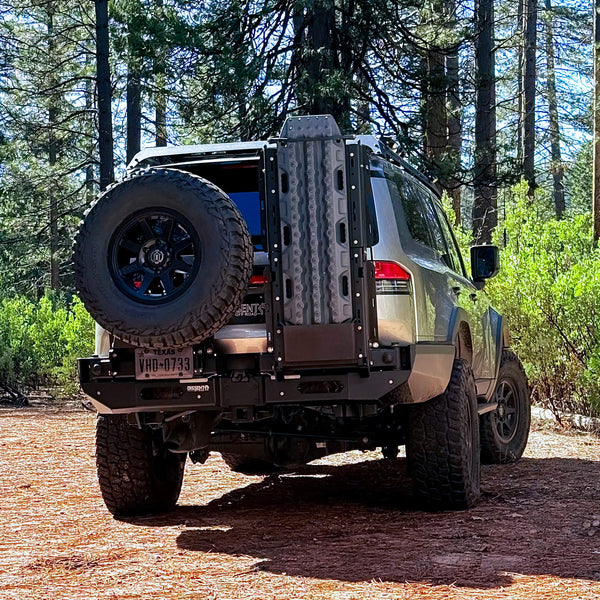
[1,409,599,600]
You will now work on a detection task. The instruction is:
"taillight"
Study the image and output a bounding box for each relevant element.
[250,274,267,286]
[374,261,411,294]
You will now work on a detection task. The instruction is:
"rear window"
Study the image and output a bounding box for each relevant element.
[228,191,261,243]
[373,158,448,264]
[185,159,262,249]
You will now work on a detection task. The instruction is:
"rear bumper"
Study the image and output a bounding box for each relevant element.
[78,343,455,414]
[81,370,409,414]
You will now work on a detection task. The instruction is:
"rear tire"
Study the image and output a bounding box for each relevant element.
[407,358,480,510]
[480,350,530,464]
[96,415,186,516]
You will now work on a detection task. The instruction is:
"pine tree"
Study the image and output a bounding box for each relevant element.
[544,0,565,217]
[95,0,114,189]
[0,1,96,292]
[473,0,497,243]
[522,0,537,197]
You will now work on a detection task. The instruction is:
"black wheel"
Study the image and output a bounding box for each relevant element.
[96,415,186,516]
[480,350,530,464]
[407,358,480,510]
[73,168,253,348]
[221,453,279,475]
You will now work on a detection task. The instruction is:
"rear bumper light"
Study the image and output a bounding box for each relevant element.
[374,260,411,295]
[249,273,268,287]
[376,279,410,294]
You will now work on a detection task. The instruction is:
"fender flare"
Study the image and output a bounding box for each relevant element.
[448,306,474,364]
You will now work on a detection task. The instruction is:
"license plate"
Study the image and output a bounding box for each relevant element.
[135,347,194,380]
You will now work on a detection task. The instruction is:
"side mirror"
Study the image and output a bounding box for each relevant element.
[471,245,500,284]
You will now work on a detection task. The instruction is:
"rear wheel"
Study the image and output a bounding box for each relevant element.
[480,350,530,464]
[407,358,480,510]
[96,415,186,516]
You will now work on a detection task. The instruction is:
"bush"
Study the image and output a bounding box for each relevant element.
[0,294,94,398]
[486,181,600,417]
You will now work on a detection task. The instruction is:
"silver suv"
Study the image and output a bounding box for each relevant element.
[75,115,530,517]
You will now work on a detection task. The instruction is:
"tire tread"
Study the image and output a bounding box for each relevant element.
[96,415,185,516]
[407,359,480,510]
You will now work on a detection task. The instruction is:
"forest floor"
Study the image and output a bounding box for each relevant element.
[0,408,599,600]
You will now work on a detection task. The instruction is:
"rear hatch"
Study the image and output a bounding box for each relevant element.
[156,116,380,366]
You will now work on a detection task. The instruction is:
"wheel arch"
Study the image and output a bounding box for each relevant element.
[449,307,474,365]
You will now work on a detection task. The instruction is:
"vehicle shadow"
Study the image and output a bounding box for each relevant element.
[129,456,600,589]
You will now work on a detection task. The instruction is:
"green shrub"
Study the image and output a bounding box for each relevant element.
[486,181,600,417]
[0,296,39,386]
[0,294,94,398]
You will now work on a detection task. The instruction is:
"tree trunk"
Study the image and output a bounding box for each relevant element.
[126,75,141,161]
[292,2,305,107]
[154,0,167,147]
[522,0,537,197]
[47,9,60,290]
[423,48,447,165]
[126,25,141,163]
[517,0,524,166]
[423,1,461,223]
[294,0,351,130]
[155,72,167,146]
[85,54,96,202]
[445,0,462,223]
[594,0,600,243]
[237,13,250,141]
[544,0,564,218]
[473,0,497,244]
[237,98,249,141]
[356,70,371,134]
[306,0,335,115]
[95,0,114,190]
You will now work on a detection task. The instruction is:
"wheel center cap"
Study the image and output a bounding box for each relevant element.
[497,404,506,419]
[145,242,170,268]
[150,249,165,265]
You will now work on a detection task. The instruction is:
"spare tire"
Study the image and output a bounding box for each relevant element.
[73,168,253,348]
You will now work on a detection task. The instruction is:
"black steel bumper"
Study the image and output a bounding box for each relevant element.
[78,342,460,415]
[78,346,413,414]
[80,368,411,414]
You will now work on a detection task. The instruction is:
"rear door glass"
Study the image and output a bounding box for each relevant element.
[378,161,441,263]
[430,198,466,277]
[412,184,461,273]
[398,176,444,255]
[188,159,262,249]
[376,160,466,275]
